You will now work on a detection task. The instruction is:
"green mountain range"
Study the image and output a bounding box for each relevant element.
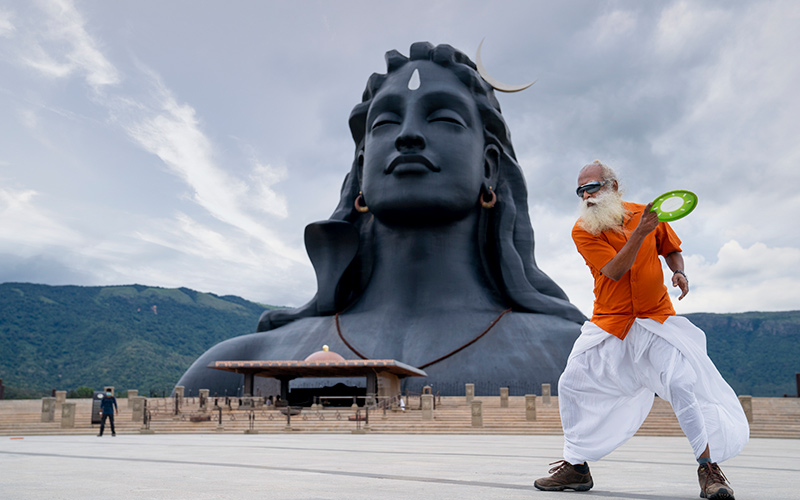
[0,283,268,398]
[1,282,798,398]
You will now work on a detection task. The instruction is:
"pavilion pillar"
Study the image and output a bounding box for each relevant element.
[243,372,255,397]
[279,378,290,403]
[365,372,377,406]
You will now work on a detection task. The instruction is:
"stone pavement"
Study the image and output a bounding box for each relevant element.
[0,434,797,499]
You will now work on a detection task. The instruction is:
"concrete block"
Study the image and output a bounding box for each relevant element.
[41,397,56,422]
[739,395,753,423]
[525,394,537,421]
[131,396,145,423]
[421,393,434,420]
[61,402,76,428]
[542,383,551,405]
[471,400,483,427]
[174,386,184,406]
[500,387,509,408]
[199,389,210,411]
[127,390,138,407]
[465,383,475,403]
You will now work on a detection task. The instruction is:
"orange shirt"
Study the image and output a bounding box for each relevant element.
[572,201,683,339]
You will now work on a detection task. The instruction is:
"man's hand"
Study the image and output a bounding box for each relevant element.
[665,252,688,300]
[672,271,689,300]
[634,202,659,236]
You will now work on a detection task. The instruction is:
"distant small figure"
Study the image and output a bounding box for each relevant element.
[97,390,118,437]
[399,396,405,412]
[266,395,274,406]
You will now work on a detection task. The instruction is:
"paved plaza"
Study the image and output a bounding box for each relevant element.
[0,433,797,499]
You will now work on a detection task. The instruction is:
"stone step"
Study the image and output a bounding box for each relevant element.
[2,396,798,439]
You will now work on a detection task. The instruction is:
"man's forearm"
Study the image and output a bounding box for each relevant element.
[600,231,648,281]
[665,251,684,274]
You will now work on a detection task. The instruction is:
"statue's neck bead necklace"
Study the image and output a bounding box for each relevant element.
[334,308,512,370]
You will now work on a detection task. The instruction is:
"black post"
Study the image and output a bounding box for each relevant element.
[218,406,222,425]
[143,400,151,430]
[796,372,800,398]
[0,379,4,400]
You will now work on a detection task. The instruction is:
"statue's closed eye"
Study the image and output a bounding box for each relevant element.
[428,109,467,127]
[371,113,401,130]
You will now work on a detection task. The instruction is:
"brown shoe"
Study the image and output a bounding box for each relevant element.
[534,460,593,491]
[698,462,735,499]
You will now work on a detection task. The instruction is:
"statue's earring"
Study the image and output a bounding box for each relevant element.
[480,186,497,209]
[354,191,369,213]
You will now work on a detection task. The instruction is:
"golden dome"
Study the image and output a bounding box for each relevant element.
[304,345,346,362]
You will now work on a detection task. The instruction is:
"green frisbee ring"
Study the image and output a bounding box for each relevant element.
[650,190,698,222]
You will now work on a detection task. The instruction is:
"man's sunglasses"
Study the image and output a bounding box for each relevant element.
[576,180,609,198]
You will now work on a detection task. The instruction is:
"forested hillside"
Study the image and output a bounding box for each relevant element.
[1,283,798,398]
[0,283,269,398]
[685,311,800,397]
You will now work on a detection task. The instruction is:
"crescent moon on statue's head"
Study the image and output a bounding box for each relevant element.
[475,39,536,93]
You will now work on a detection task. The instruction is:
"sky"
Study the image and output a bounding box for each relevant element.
[1,0,798,318]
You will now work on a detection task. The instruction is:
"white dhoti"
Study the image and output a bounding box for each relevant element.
[559,316,749,465]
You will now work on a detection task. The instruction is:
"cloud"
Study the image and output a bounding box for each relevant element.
[531,200,800,316]
[651,1,800,193]
[527,203,596,317]
[0,187,83,251]
[1,0,310,304]
[589,9,637,47]
[0,253,93,285]
[654,1,729,59]
[674,240,800,314]
[0,7,16,38]
[17,0,119,90]
[1,1,797,316]
[121,79,302,264]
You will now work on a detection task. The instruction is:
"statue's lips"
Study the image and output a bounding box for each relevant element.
[385,154,440,175]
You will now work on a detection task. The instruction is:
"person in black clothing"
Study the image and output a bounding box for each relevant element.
[98,390,118,437]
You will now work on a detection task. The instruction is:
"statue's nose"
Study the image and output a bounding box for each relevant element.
[395,132,425,153]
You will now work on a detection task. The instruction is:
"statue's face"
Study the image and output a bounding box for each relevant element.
[361,61,487,225]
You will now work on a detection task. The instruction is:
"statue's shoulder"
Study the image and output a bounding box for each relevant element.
[500,310,583,335]
[223,316,340,360]
[259,316,335,338]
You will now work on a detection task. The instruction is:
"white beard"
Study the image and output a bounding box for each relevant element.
[578,189,628,235]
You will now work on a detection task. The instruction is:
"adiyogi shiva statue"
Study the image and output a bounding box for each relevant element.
[177,42,586,396]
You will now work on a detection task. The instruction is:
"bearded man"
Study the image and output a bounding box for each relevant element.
[534,161,749,499]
